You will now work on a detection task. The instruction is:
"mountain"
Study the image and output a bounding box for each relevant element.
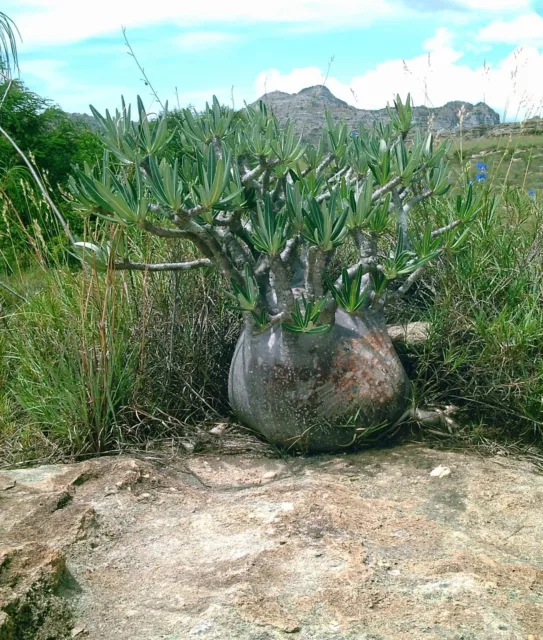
[251,85,501,143]
[67,112,101,132]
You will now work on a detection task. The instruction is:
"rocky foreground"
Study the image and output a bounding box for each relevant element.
[1,444,542,639]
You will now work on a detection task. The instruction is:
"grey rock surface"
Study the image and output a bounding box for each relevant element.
[1,446,543,639]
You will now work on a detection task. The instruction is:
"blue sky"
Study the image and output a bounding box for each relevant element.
[6,0,543,121]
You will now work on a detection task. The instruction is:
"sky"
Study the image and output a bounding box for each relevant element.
[6,0,543,121]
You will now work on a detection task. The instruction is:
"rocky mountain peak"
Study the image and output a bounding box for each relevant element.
[251,87,501,143]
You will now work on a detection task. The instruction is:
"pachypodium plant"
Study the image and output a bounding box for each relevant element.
[70,93,480,451]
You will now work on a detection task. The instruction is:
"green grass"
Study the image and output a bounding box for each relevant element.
[0,257,239,463]
[391,186,543,442]
[4,143,543,462]
[0,183,239,463]
[448,133,543,191]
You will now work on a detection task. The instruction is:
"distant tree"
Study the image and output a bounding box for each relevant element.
[0,12,102,269]
[0,80,103,189]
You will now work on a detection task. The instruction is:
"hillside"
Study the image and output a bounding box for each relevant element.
[251,85,501,143]
[67,89,543,189]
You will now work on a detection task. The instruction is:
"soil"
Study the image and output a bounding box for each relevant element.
[1,444,542,640]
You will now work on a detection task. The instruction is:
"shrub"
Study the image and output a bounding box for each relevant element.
[393,185,543,442]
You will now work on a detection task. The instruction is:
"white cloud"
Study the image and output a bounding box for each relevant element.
[8,0,534,50]
[422,27,456,53]
[21,57,140,113]
[9,0,397,50]
[478,12,543,45]
[255,31,543,121]
[455,0,530,11]
[22,59,69,89]
[20,54,244,114]
[175,31,240,52]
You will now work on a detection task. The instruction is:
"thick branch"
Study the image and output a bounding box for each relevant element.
[371,175,403,202]
[113,258,213,272]
[313,250,326,299]
[254,254,271,276]
[272,175,285,203]
[304,246,318,299]
[403,188,433,215]
[270,255,294,313]
[242,159,280,186]
[142,220,190,238]
[386,265,426,304]
[181,204,206,218]
[302,153,335,178]
[316,173,355,203]
[211,225,255,268]
[352,228,371,260]
[280,236,299,265]
[174,214,243,284]
[317,153,335,175]
[262,166,273,193]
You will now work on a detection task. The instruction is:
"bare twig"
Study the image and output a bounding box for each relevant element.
[302,153,335,178]
[431,219,462,238]
[113,258,213,272]
[0,78,12,112]
[242,159,280,186]
[122,27,165,111]
[371,175,403,202]
[403,188,433,215]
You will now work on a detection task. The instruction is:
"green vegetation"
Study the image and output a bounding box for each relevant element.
[393,185,543,441]
[450,133,543,191]
[0,233,238,462]
[2,4,543,459]
[0,80,103,271]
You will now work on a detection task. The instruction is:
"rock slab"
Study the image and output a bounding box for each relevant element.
[1,446,542,639]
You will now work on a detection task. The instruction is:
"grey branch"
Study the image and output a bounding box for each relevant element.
[181,204,205,218]
[262,166,273,193]
[270,256,294,313]
[142,220,190,238]
[113,258,213,272]
[280,237,299,264]
[386,265,426,304]
[301,154,334,177]
[304,246,318,299]
[403,188,433,215]
[242,159,280,187]
[352,228,372,260]
[316,173,355,203]
[254,255,271,276]
[431,219,462,238]
[371,175,403,202]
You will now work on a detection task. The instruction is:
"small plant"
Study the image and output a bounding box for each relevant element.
[65,94,480,450]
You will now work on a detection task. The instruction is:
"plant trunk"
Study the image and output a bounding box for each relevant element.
[228,309,410,452]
